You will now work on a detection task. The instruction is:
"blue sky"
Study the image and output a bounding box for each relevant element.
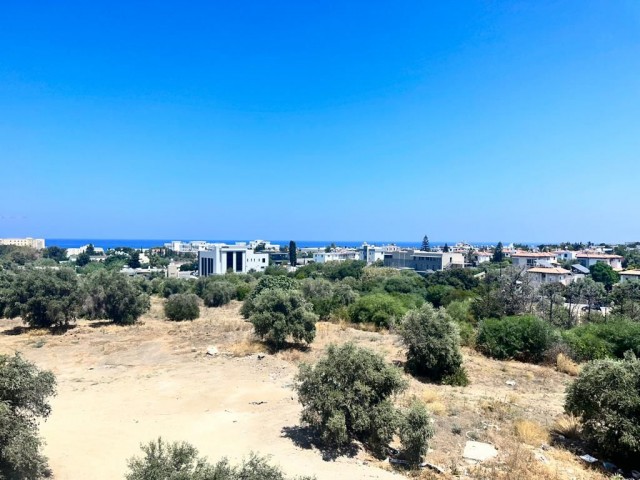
[1,1,639,243]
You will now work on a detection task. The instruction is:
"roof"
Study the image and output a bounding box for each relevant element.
[571,264,590,274]
[576,253,623,259]
[527,267,570,274]
[512,252,557,258]
[620,270,640,276]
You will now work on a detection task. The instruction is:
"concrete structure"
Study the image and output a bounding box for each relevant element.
[313,250,360,264]
[248,240,281,252]
[511,252,558,268]
[620,270,640,283]
[577,253,624,271]
[0,237,45,249]
[66,244,105,257]
[555,250,578,261]
[471,251,492,265]
[383,250,465,272]
[359,243,385,265]
[526,267,573,286]
[198,244,269,276]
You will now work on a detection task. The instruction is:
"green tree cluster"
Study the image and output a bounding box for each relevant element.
[164,293,200,321]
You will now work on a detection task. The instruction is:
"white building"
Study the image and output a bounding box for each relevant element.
[577,253,624,271]
[66,244,105,257]
[620,270,640,283]
[472,251,492,265]
[555,250,577,261]
[198,244,269,276]
[0,237,45,249]
[511,252,558,268]
[313,250,360,264]
[527,267,574,286]
[359,243,385,265]
[248,240,281,252]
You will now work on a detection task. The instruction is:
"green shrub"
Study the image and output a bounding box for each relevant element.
[476,315,555,363]
[0,354,56,479]
[565,353,640,461]
[446,300,477,347]
[200,280,236,308]
[348,293,406,328]
[159,277,191,298]
[562,318,640,361]
[398,400,435,464]
[164,294,200,321]
[126,438,315,480]
[240,276,298,318]
[296,343,409,456]
[249,288,317,349]
[81,269,151,325]
[399,304,466,384]
[301,278,335,319]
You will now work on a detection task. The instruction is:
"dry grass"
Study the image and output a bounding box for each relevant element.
[556,354,580,376]
[513,419,549,446]
[227,338,267,357]
[480,397,514,421]
[551,415,581,439]
[419,389,447,416]
[471,443,559,480]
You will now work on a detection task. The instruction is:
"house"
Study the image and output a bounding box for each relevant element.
[620,270,640,283]
[198,244,269,276]
[526,267,574,286]
[248,240,281,252]
[313,250,360,263]
[0,237,46,249]
[471,251,492,266]
[359,243,385,265]
[555,250,577,262]
[576,253,624,271]
[511,252,558,268]
[66,244,105,257]
[383,250,465,272]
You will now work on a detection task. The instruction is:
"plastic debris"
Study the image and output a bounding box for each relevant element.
[579,454,598,464]
[206,346,218,356]
[505,380,516,386]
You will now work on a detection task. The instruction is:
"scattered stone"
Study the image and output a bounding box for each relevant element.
[579,454,597,464]
[541,443,550,451]
[250,401,267,405]
[602,461,617,472]
[257,354,265,360]
[505,380,516,386]
[463,441,498,462]
[206,346,218,356]
[420,462,446,474]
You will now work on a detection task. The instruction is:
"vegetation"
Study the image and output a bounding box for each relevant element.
[0,354,56,479]
[476,315,555,363]
[241,275,298,318]
[562,318,640,361]
[565,353,640,461]
[199,280,236,308]
[289,240,297,267]
[348,292,406,328]
[589,262,619,290]
[164,293,200,321]
[399,304,467,385]
[126,438,315,480]
[249,288,317,348]
[81,269,150,325]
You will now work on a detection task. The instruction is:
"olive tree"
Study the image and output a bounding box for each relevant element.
[399,304,467,385]
[240,275,298,318]
[565,353,640,461]
[164,294,200,321]
[249,288,317,349]
[0,354,56,479]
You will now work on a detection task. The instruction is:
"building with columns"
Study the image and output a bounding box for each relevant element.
[198,244,269,276]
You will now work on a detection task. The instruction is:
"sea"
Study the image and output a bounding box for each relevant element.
[45,239,497,250]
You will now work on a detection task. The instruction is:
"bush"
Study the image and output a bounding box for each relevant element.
[398,400,435,464]
[249,288,317,348]
[159,278,191,298]
[200,280,236,308]
[81,269,151,325]
[562,318,640,361]
[565,353,640,461]
[0,354,56,479]
[476,315,555,363]
[126,438,315,480]
[399,304,466,384]
[301,278,335,319]
[3,267,81,328]
[445,300,476,346]
[164,294,200,321]
[295,343,411,456]
[240,276,298,318]
[348,293,406,328]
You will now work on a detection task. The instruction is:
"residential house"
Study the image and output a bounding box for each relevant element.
[383,250,465,272]
[313,250,360,263]
[576,253,623,271]
[526,267,574,286]
[620,270,640,283]
[511,252,558,269]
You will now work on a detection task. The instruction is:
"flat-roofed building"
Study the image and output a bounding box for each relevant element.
[383,250,465,272]
[198,244,269,276]
[620,270,640,283]
[526,267,574,286]
[0,237,45,249]
[511,252,558,268]
[577,253,624,271]
[313,250,360,264]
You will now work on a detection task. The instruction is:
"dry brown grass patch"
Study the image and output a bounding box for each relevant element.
[420,389,447,416]
[556,353,580,376]
[227,339,268,357]
[513,419,549,445]
[551,415,581,439]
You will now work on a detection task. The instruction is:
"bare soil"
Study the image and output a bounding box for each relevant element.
[0,299,606,480]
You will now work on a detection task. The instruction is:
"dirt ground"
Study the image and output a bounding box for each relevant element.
[0,300,607,480]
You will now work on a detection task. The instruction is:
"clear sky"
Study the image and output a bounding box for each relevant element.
[1,1,639,243]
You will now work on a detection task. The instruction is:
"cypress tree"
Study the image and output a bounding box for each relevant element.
[289,240,297,267]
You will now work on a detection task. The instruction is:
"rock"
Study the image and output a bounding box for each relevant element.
[206,346,218,356]
[579,454,597,464]
[463,441,498,462]
[257,354,265,360]
[505,380,516,386]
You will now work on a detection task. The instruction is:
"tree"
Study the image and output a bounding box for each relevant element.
[164,294,200,321]
[565,353,640,461]
[126,438,315,480]
[42,246,67,263]
[537,282,568,327]
[399,304,467,385]
[289,241,297,267]
[576,277,606,320]
[611,280,640,321]
[4,268,81,328]
[240,275,298,318]
[76,251,91,267]
[301,278,335,319]
[85,244,96,255]
[128,251,141,269]
[249,288,317,348]
[420,235,430,252]
[398,400,435,464]
[348,293,407,328]
[81,270,150,325]
[589,262,619,291]
[492,242,504,263]
[200,280,236,307]
[0,354,56,479]
[443,243,450,253]
[295,343,433,460]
